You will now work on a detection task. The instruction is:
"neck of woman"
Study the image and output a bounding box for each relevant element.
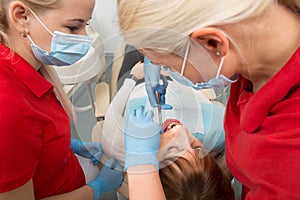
[233,3,300,92]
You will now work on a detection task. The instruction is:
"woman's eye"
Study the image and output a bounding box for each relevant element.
[66,26,79,32]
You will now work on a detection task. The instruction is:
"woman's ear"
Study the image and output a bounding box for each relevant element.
[8,1,31,34]
[190,27,229,57]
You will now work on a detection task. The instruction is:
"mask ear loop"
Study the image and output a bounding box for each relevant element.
[26,34,36,45]
[215,56,225,79]
[28,8,54,37]
[180,41,191,76]
[210,56,228,102]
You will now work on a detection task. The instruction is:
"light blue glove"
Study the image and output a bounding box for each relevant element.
[87,159,123,200]
[124,105,162,170]
[144,57,172,110]
[192,103,225,153]
[70,138,103,165]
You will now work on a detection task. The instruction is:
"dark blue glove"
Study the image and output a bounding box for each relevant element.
[70,138,103,165]
[87,159,123,200]
[144,57,172,110]
[124,105,162,170]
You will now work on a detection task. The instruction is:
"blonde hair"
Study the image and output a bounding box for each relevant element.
[159,149,234,200]
[0,0,74,119]
[118,0,299,53]
[278,0,300,13]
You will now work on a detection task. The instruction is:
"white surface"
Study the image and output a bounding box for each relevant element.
[128,81,210,134]
[91,0,122,54]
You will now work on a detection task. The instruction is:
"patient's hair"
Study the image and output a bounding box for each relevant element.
[159,149,234,200]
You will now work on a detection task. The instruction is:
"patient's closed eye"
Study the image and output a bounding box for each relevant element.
[168,145,183,151]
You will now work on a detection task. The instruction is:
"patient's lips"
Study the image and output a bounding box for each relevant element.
[163,119,182,132]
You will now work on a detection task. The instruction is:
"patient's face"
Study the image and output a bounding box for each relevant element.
[158,118,203,164]
[160,119,202,149]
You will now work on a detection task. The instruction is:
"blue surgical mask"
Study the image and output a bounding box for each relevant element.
[165,40,237,89]
[27,9,92,66]
[162,66,211,89]
[207,56,237,88]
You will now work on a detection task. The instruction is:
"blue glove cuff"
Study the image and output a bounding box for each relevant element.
[87,179,104,200]
[124,153,159,171]
[70,138,82,154]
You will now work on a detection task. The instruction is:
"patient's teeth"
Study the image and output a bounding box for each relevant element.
[167,122,179,131]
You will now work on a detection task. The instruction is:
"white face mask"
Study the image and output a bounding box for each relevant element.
[166,40,237,89]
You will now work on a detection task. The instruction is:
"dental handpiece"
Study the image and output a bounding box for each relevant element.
[157,93,163,127]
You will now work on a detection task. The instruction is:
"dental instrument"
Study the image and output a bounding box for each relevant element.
[157,92,163,127]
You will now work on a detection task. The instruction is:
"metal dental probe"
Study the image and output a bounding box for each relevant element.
[157,93,163,127]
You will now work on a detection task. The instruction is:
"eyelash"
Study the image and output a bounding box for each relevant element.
[67,26,80,32]
[66,22,90,32]
[167,146,177,151]
[168,146,184,151]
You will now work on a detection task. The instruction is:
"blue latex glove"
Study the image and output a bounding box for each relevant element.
[155,76,168,106]
[70,138,103,165]
[124,105,162,170]
[144,57,172,110]
[87,159,123,200]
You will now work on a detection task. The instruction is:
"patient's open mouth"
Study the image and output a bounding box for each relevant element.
[163,119,182,132]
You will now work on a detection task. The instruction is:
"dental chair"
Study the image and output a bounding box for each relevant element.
[91,42,232,199]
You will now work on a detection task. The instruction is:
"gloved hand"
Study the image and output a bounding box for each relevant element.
[70,138,103,165]
[124,105,162,170]
[155,76,168,107]
[144,57,172,110]
[87,159,123,200]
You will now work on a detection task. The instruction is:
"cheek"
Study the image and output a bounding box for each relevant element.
[159,134,169,149]
[184,64,203,82]
[37,34,52,52]
[29,20,53,51]
[160,131,176,149]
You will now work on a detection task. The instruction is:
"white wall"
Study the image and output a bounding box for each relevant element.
[90,0,123,54]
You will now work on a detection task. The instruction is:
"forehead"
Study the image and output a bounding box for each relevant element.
[141,49,183,68]
[43,0,95,20]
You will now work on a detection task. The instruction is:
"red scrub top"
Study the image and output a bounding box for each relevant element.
[225,47,300,199]
[0,44,85,199]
